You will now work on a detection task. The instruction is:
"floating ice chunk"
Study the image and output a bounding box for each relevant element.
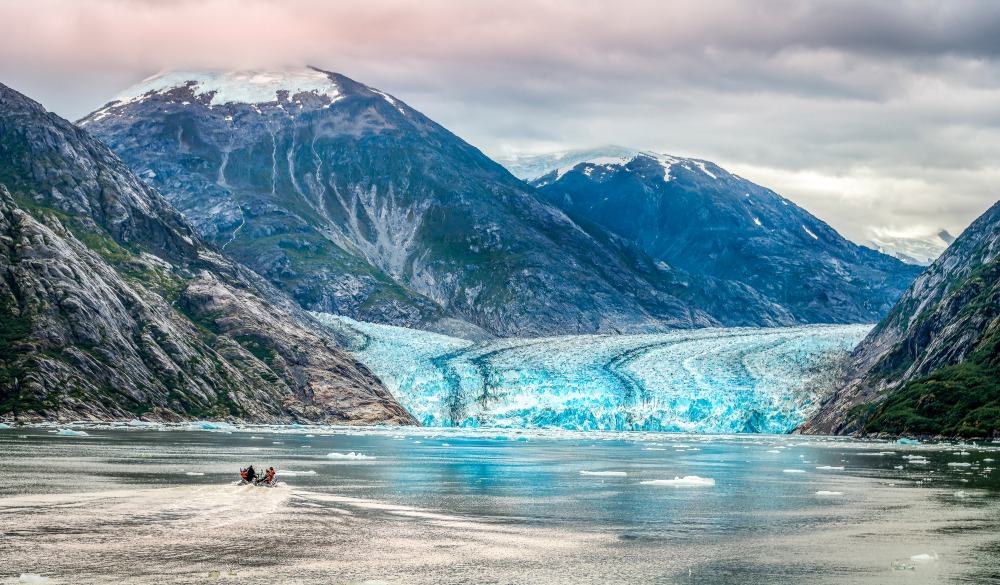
[193,421,235,431]
[56,429,88,436]
[127,419,159,427]
[815,491,843,496]
[910,553,939,562]
[894,465,904,470]
[641,476,715,487]
[579,471,628,477]
[955,491,968,498]
[327,452,372,460]
[895,438,919,445]
[441,443,451,447]
[856,452,896,456]
[948,462,972,467]
[0,423,12,429]
[272,441,284,445]
[815,466,844,470]
[984,458,995,462]
[782,469,806,473]
[18,575,53,584]
[277,470,317,476]
[644,448,666,451]
[185,472,205,476]
[766,450,781,453]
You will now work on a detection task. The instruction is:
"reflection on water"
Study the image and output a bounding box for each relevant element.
[0,425,999,584]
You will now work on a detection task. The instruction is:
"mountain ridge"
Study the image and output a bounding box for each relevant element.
[81,67,783,337]
[508,146,922,326]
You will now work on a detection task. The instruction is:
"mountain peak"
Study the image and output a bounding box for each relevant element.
[497,146,719,184]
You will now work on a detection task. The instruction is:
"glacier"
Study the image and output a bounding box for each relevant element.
[315,314,870,433]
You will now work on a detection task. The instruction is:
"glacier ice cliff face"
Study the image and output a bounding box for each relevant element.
[316,315,870,433]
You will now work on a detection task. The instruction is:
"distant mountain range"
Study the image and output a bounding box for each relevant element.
[501,146,923,326]
[0,82,415,424]
[82,69,919,337]
[803,199,1000,438]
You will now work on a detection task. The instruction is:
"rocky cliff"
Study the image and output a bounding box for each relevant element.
[0,81,416,424]
[802,200,1000,437]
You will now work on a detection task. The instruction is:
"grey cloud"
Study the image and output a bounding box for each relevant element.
[0,0,997,249]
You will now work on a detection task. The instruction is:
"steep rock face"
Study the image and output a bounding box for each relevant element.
[79,68,755,337]
[802,200,1000,437]
[506,148,921,326]
[0,81,415,424]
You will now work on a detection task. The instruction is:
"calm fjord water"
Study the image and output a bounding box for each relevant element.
[1,426,999,584]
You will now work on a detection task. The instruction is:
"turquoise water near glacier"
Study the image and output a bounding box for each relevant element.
[2,425,1000,584]
[315,316,870,433]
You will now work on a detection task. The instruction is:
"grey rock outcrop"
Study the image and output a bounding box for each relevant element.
[0,81,416,424]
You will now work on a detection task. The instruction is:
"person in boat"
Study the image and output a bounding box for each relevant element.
[261,466,276,485]
[244,465,256,484]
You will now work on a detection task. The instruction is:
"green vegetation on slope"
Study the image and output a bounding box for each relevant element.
[862,333,1000,438]
[860,255,1000,438]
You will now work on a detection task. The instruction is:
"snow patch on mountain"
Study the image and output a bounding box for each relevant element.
[89,68,341,114]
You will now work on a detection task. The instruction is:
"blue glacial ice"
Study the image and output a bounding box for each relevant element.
[314,315,870,433]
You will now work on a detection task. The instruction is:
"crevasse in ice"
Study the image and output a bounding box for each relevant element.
[315,314,870,433]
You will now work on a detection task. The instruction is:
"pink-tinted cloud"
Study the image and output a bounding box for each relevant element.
[1,0,999,245]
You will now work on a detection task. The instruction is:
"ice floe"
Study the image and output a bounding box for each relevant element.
[640,476,715,487]
[55,429,88,436]
[579,471,628,477]
[327,452,373,460]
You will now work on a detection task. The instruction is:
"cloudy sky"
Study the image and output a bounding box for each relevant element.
[1,0,998,252]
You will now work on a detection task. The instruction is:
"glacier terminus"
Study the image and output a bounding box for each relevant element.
[316,315,871,433]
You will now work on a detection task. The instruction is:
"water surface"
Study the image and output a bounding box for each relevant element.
[1,425,999,584]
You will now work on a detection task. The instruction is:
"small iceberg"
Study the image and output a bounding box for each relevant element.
[640,476,715,487]
[815,466,844,470]
[955,490,968,498]
[18,575,53,584]
[127,419,159,427]
[948,462,972,467]
[815,490,843,496]
[910,553,939,562]
[327,452,372,460]
[579,471,627,477]
[782,469,806,474]
[193,421,235,431]
[0,423,11,429]
[56,429,88,436]
[895,438,919,445]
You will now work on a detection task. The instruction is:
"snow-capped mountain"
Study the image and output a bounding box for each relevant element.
[867,228,955,266]
[81,68,758,337]
[504,147,922,325]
